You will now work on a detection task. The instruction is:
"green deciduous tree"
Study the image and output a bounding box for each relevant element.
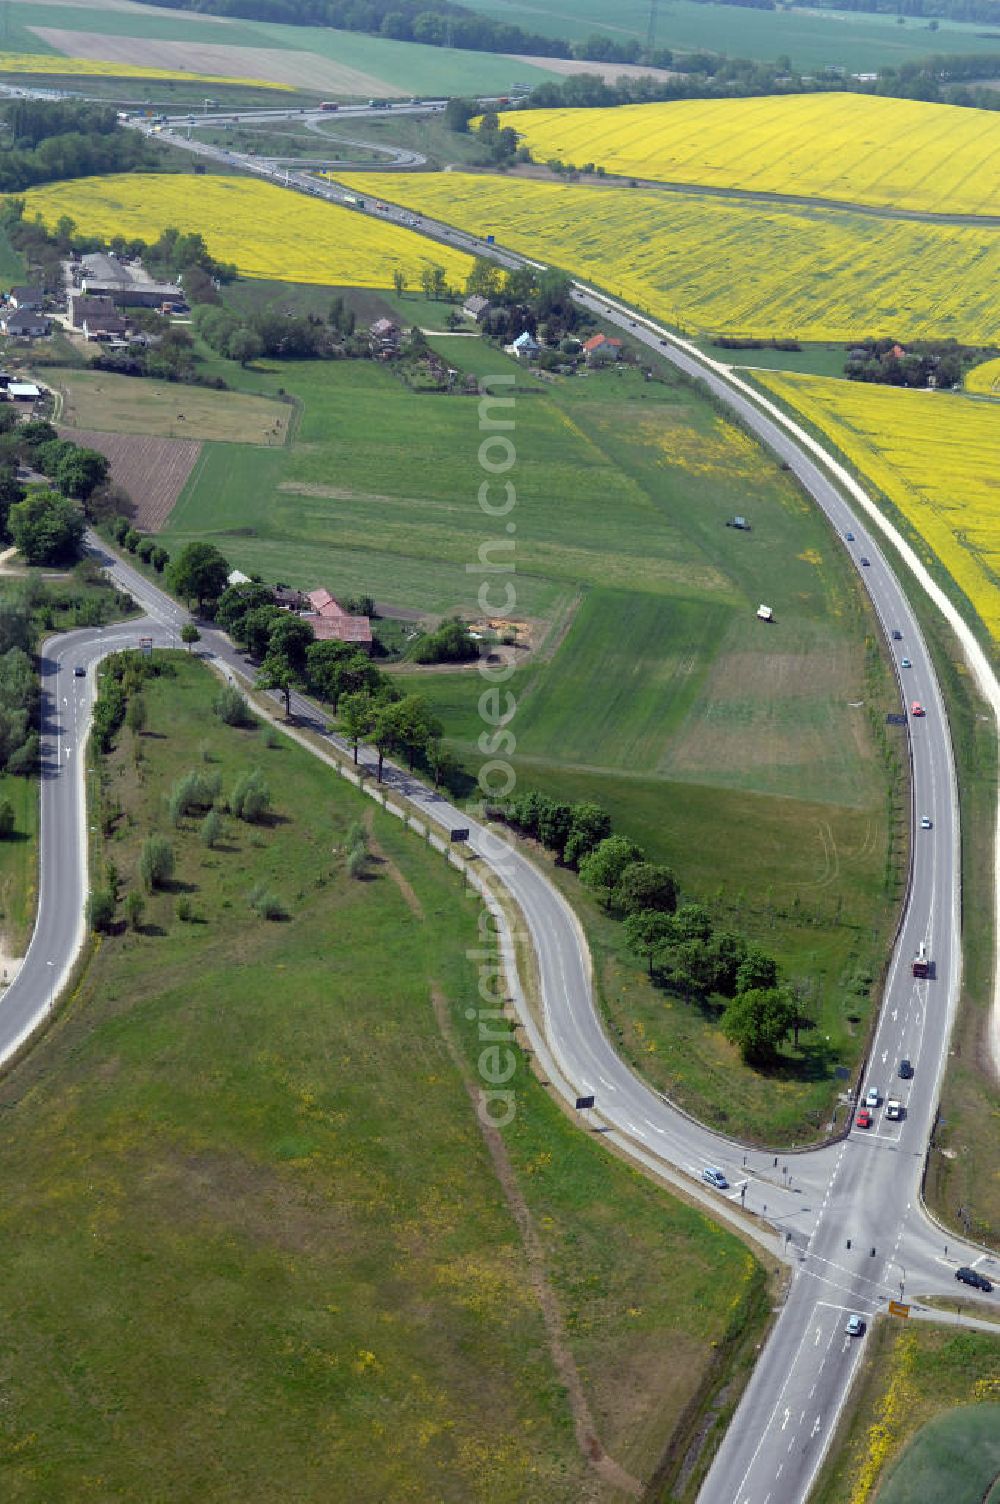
[169,541,230,612]
[722,987,797,1065]
[578,836,644,906]
[9,488,85,565]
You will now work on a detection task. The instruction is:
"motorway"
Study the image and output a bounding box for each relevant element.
[1,108,997,1502]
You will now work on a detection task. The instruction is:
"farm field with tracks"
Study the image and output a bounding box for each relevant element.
[339,171,1000,344]
[502,95,1000,218]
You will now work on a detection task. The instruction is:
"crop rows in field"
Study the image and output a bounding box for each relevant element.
[23,175,473,290]
[340,171,1000,344]
[502,94,1000,218]
[59,429,202,532]
[758,372,1000,643]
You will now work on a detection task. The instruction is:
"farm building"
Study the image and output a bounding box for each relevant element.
[8,382,42,401]
[69,294,128,340]
[583,333,623,365]
[77,251,183,310]
[305,589,372,650]
[463,294,491,322]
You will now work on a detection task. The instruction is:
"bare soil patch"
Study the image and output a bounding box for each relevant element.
[29,28,403,92]
[58,427,200,531]
[503,53,679,83]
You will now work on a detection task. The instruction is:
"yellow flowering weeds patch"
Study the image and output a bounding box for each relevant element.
[21,174,472,290]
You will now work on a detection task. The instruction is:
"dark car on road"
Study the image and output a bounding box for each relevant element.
[955,1266,993,1292]
[74,665,86,677]
[898,1059,913,1079]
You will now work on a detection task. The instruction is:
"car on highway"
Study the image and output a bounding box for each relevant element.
[898,1059,913,1079]
[701,1167,729,1190]
[911,701,925,717]
[845,531,855,541]
[920,815,933,829]
[860,556,871,567]
[856,1108,873,1129]
[955,1266,993,1292]
[885,1099,903,1121]
[892,629,902,640]
[865,1087,880,1108]
[73,665,86,677]
[845,1314,865,1336]
[901,657,912,668]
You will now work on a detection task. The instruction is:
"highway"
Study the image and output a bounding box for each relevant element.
[1,109,996,1501]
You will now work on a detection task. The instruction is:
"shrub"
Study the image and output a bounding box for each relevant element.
[200,808,223,849]
[124,890,145,930]
[347,847,368,880]
[139,834,174,891]
[168,768,221,826]
[0,798,15,837]
[214,682,253,727]
[176,895,193,922]
[229,768,270,823]
[87,886,116,933]
[248,883,286,920]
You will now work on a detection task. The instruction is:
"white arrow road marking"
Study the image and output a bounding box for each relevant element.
[811,1416,822,1438]
[781,1408,790,1431]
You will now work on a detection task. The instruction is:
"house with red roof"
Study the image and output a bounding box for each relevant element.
[305,589,373,650]
[583,333,623,365]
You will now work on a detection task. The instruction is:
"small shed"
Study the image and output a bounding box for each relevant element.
[756,604,773,622]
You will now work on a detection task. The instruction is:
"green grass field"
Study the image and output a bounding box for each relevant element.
[147,324,897,1141]
[812,1323,1000,1504]
[461,0,1000,69]
[0,223,27,289]
[0,770,36,959]
[0,651,770,1499]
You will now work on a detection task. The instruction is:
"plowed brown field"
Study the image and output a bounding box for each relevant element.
[59,428,201,531]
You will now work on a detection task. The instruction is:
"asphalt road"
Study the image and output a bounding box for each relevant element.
[2,121,995,1501]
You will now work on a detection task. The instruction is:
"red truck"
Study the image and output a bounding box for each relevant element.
[319,101,339,112]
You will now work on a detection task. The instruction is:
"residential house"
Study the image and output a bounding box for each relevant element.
[9,286,43,311]
[8,382,42,402]
[305,588,372,650]
[273,584,307,611]
[463,294,491,323]
[369,318,401,357]
[1,309,51,338]
[227,569,251,587]
[583,333,623,365]
[508,330,540,361]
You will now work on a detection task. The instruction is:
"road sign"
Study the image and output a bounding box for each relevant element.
[450,828,470,842]
[575,1094,595,1111]
[888,1300,910,1319]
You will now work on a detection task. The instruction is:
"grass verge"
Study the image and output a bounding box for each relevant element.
[0,651,772,1499]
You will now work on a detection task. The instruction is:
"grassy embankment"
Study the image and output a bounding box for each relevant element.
[810,1320,1000,1504]
[78,323,901,1145]
[0,651,771,1500]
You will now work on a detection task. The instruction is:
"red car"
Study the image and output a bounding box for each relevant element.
[856,1108,873,1129]
[911,702,925,717]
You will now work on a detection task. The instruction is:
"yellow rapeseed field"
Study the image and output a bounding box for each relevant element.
[0,52,288,89]
[340,171,1000,344]
[758,371,1000,642]
[966,357,1000,396]
[504,94,1000,217]
[21,175,472,290]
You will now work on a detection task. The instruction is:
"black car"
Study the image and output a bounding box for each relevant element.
[860,557,871,567]
[898,1059,913,1079]
[73,665,86,677]
[955,1266,993,1292]
[892,629,903,641]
